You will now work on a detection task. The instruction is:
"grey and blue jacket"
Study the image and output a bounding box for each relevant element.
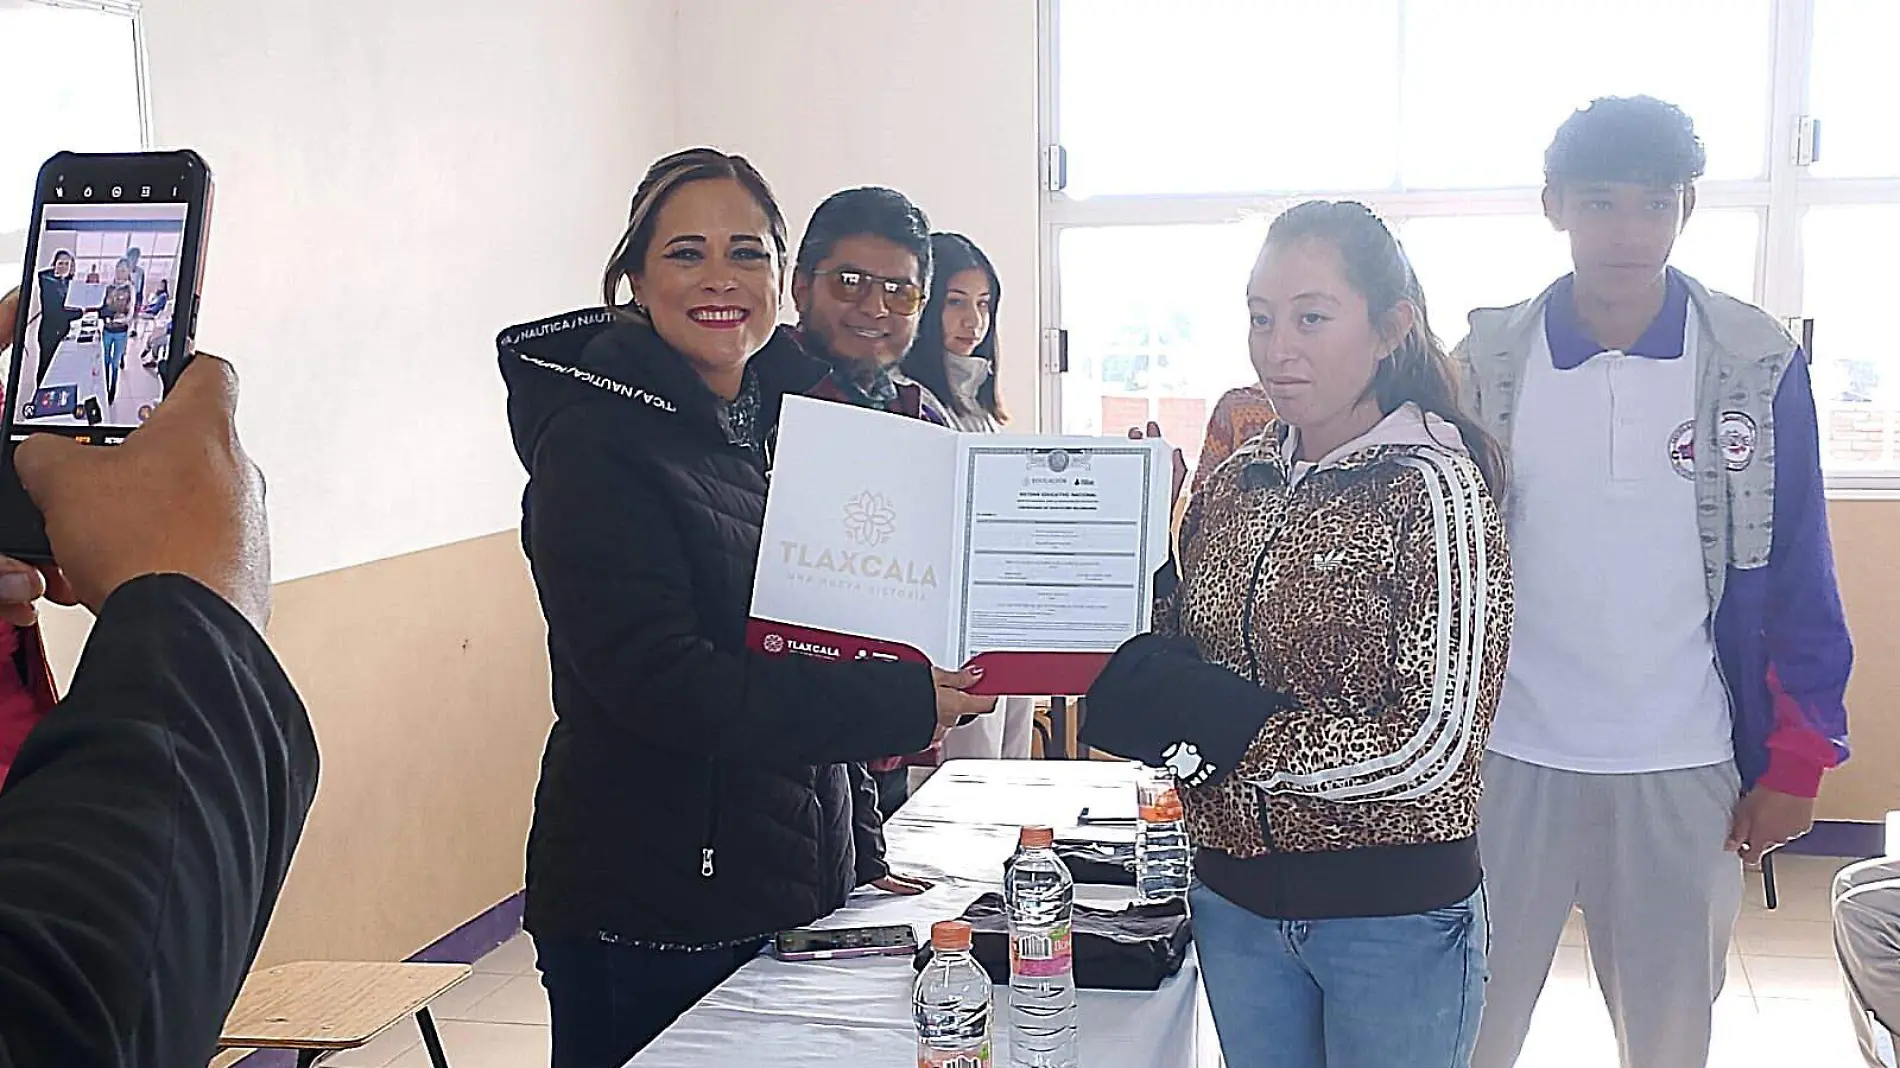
[1455,270,1851,796]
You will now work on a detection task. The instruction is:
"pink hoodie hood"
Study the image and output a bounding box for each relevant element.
[1279,403,1470,486]
[0,625,59,790]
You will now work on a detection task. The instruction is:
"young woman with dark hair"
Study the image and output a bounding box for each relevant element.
[1083,200,1512,1067]
[897,233,1035,762]
[98,259,135,405]
[500,148,993,1068]
[902,232,1007,431]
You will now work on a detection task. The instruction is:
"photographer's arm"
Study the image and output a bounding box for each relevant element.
[0,578,317,1068]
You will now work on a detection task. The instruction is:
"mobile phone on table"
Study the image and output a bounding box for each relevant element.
[1077,806,1137,827]
[772,924,919,961]
[1,150,214,561]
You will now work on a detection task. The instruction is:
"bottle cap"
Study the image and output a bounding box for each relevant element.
[1019,825,1055,849]
[931,919,973,951]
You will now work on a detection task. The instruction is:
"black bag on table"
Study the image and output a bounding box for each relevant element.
[1038,839,1136,887]
[910,892,1191,992]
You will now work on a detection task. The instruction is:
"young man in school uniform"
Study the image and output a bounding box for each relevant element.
[1457,96,1853,1068]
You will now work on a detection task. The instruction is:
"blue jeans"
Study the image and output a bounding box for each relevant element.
[536,936,764,1068]
[1191,881,1488,1068]
[101,330,127,398]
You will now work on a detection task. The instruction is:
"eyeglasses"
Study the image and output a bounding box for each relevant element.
[816,268,925,316]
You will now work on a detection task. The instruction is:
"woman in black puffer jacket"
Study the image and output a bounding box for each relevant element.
[499,148,994,1068]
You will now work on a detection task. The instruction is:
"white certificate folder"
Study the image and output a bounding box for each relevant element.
[748,396,1174,696]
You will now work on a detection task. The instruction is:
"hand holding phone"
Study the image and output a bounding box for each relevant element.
[1,282,268,628]
[14,354,270,630]
[3,151,214,562]
[0,289,73,625]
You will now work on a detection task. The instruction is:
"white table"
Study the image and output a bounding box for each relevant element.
[629,760,1207,1068]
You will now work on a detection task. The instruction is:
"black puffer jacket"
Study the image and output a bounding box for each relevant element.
[499,309,938,946]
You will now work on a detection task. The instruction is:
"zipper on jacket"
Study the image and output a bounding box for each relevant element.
[701,759,721,878]
[1235,469,1326,855]
[1240,539,1279,857]
[1240,542,1273,687]
[1238,475,1298,688]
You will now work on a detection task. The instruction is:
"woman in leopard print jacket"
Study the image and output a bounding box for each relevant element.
[1085,201,1513,1068]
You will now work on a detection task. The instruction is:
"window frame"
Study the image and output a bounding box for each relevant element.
[0,0,149,291]
[1038,0,1900,496]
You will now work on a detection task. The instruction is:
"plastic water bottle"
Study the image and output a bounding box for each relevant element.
[1006,825,1078,1068]
[915,920,994,1068]
[1135,767,1191,903]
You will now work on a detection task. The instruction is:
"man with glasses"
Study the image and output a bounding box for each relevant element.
[792,186,948,428]
[790,186,948,821]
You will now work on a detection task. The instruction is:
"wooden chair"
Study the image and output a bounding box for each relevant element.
[1035,696,1083,760]
[219,961,471,1068]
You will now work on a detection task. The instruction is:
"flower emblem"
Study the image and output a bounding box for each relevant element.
[842,490,897,547]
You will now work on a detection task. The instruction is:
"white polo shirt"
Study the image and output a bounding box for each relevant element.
[1487,276,1734,773]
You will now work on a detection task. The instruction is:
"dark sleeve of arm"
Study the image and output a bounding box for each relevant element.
[527,418,937,765]
[1083,484,1294,788]
[1082,634,1292,788]
[0,575,319,1068]
[848,762,890,885]
[1759,352,1853,796]
[1148,487,1207,641]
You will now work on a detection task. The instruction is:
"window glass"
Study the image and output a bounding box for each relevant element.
[1805,206,1900,470]
[1809,0,1900,178]
[1057,0,1401,196]
[1402,0,1772,188]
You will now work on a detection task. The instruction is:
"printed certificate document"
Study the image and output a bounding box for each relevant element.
[747,396,1174,695]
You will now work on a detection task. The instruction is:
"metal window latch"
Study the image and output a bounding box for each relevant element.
[1044,144,1069,193]
[1041,328,1070,375]
[1796,117,1822,167]
[1785,317,1816,357]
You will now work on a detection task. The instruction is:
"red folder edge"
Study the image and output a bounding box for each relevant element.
[746,618,1108,697]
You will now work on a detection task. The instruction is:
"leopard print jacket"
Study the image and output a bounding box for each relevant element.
[1163,420,1513,858]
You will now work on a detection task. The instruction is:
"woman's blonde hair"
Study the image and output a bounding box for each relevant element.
[602,148,788,324]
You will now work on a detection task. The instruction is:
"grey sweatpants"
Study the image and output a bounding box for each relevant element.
[1471,753,1744,1068]
[1833,856,1900,1066]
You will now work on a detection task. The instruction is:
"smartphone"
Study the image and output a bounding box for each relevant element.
[1,150,214,561]
[772,924,919,962]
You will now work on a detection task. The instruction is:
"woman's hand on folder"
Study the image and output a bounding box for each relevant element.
[933,665,995,736]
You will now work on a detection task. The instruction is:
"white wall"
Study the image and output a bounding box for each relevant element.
[115,0,1041,583]
[138,0,679,581]
[671,0,1044,428]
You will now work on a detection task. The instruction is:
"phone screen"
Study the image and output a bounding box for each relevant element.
[13,200,189,441]
[1,151,210,560]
